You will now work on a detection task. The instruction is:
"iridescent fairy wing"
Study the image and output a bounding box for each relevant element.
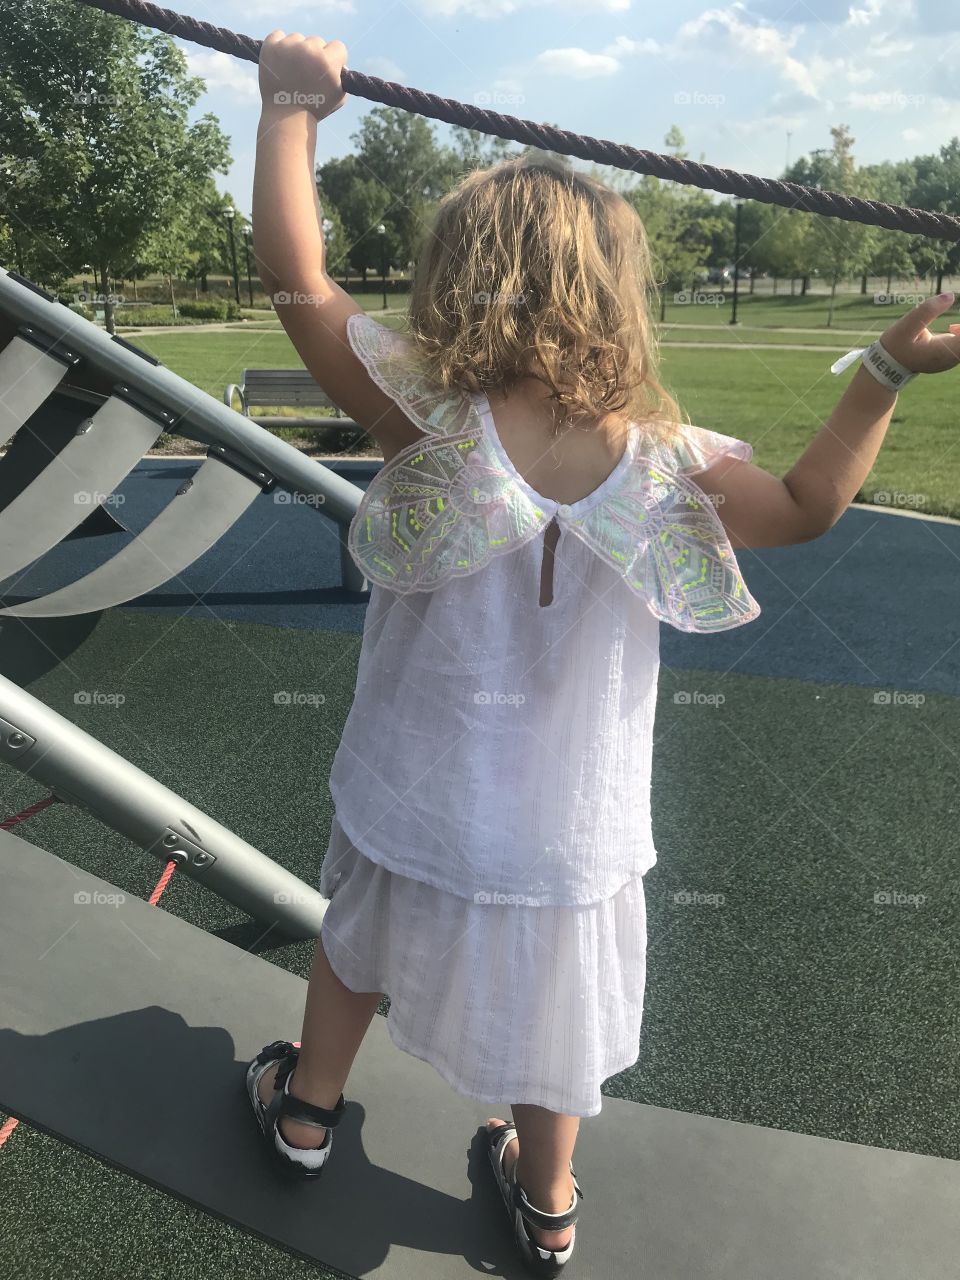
[345,314,550,592]
[348,431,551,592]
[567,424,761,633]
[346,311,478,437]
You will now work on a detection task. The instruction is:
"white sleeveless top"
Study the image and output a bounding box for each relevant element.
[327,313,762,906]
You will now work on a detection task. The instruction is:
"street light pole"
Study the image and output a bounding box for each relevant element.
[242,226,254,308]
[730,198,744,326]
[223,206,241,307]
[377,223,387,310]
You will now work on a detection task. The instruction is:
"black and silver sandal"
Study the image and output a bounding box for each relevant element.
[487,1121,584,1277]
[245,1039,346,1180]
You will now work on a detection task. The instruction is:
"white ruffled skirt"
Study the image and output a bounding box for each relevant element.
[318,815,648,1118]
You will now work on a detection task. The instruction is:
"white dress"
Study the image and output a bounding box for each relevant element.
[318,313,761,1117]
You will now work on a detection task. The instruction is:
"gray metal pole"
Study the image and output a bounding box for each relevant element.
[0,670,328,940]
[0,268,367,529]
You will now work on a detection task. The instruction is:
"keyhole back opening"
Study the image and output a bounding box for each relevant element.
[538,517,562,608]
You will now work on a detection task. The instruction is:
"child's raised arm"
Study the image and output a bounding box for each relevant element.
[252,32,417,454]
[691,292,960,549]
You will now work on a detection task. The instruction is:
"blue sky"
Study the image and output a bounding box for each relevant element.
[176,0,959,218]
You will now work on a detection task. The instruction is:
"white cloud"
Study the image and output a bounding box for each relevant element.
[534,48,621,78]
[846,0,894,27]
[722,112,804,137]
[364,56,408,83]
[676,6,833,99]
[183,49,261,103]
[602,35,661,57]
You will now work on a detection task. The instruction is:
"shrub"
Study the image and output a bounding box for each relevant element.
[177,298,242,321]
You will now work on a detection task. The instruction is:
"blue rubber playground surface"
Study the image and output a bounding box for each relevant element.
[2,456,959,1278]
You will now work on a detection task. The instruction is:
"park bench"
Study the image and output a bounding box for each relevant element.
[225,368,361,444]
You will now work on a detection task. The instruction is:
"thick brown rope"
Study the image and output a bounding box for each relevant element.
[75,0,960,243]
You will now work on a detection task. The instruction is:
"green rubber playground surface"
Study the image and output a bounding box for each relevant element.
[1,580,959,1277]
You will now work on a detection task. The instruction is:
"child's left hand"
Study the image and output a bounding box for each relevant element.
[879,291,960,376]
[258,31,348,122]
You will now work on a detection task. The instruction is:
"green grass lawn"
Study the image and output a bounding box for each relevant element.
[136,321,959,519]
[660,289,947,330]
[661,326,870,346]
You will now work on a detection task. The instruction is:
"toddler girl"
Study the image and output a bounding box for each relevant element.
[243,31,960,1276]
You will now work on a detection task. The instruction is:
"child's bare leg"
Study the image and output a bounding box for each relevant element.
[258,934,381,1147]
[487,1104,580,1249]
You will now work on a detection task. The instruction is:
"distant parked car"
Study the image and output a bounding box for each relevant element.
[705,266,732,284]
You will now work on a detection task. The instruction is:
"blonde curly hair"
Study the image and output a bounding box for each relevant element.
[406,151,683,444]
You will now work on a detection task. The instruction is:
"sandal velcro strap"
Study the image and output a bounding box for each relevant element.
[256,1038,296,1066]
[279,1090,347,1129]
[513,1178,582,1233]
[268,1046,347,1129]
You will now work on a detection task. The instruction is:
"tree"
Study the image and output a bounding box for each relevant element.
[316,153,392,280]
[804,126,878,325]
[0,0,230,331]
[351,107,454,267]
[861,160,916,297]
[624,128,724,322]
[908,138,960,294]
[447,125,515,178]
[764,208,811,296]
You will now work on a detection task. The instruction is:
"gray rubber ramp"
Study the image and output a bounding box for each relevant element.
[0,827,958,1279]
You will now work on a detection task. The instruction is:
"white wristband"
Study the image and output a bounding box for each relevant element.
[830,338,917,391]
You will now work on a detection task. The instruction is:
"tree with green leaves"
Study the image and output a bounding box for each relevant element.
[350,107,454,268]
[860,160,916,297]
[908,138,960,295]
[804,126,878,324]
[624,128,724,322]
[316,153,393,280]
[0,0,230,331]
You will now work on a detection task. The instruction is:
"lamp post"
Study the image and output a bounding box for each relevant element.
[242,225,254,308]
[377,223,387,310]
[223,205,241,307]
[730,197,744,326]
